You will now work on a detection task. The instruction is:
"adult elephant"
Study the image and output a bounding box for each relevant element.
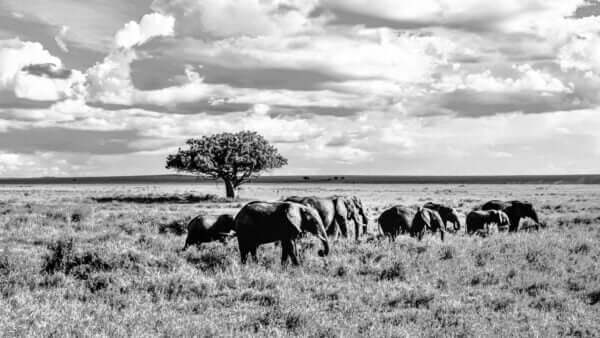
[423,202,461,231]
[377,205,412,241]
[411,207,445,241]
[480,200,540,232]
[350,196,369,235]
[181,214,235,251]
[466,210,510,235]
[333,195,369,239]
[284,196,365,240]
[234,201,329,265]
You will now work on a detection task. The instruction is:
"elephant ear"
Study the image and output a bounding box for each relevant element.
[284,204,303,237]
[419,208,432,229]
[430,210,445,230]
[500,212,510,225]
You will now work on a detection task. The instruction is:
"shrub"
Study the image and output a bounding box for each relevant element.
[586,289,600,305]
[146,275,211,301]
[530,296,566,312]
[158,219,188,235]
[285,311,307,333]
[387,288,435,309]
[379,261,407,281]
[470,271,499,287]
[184,247,233,272]
[439,245,456,260]
[487,294,516,312]
[42,239,147,280]
[239,290,280,307]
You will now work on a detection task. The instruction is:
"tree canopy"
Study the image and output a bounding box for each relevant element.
[166,131,288,198]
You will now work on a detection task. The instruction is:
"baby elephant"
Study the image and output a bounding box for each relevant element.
[466,210,510,235]
[182,214,235,251]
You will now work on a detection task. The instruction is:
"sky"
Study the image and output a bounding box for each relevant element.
[1,0,600,177]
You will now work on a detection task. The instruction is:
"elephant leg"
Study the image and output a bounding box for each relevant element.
[280,240,288,266]
[289,240,300,266]
[240,246,249,265]
[335,215,349,238]
[326,222,338,240]
[508,215,519,232]
[281,240,298,266]
[251,247,258,263]
[354,220,360,242]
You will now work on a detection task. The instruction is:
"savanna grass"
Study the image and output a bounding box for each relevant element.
[0,183,599,336]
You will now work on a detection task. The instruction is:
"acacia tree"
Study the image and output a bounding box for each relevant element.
[166,131,288,198]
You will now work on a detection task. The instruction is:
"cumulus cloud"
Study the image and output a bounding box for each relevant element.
[559,33,600,74]
[0,38,84,101]
[437,64,573,94]
[114,13,175,49]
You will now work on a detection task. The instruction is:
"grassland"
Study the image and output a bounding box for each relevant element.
[0,183,599,337]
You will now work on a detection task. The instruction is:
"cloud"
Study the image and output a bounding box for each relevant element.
[0,38,61,87]
[2,0,600,176]
[0,38,84,101]
[437,64,573,94]
[559,33,600,74]
[114,12,175,48]
[54,25,69,52]
[21,63,72,79]
[152,0,321,38]
[322,0,583,32]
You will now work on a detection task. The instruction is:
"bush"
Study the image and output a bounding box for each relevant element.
[146,274,212,301]
[158,219,188,235]
[92,194,227,204]
[379,261,407,281]
[285,311,307,333]
[439,246,456,260]
[184,247,234,272]
[387,287,435,309]
[240,289,280,307]
[42,239,147,280]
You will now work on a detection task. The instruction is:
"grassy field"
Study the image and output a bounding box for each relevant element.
[0,183,599,337]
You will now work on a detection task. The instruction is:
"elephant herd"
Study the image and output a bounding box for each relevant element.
[181,196,541,266]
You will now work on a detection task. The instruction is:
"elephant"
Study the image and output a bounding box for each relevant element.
[284,195,366,241]
[466,210,510,235]
[377,205,412,241]
[423,202,461,231]
[349,196,369,235]
[234,201,329,265]
[410,207,445,241]
[182,214,235,251]
[480,200,540,232]
[332,195,369,239]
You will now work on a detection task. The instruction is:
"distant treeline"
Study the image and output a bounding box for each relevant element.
[0,174,599,185]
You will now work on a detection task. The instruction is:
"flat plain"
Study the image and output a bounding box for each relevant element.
[0,183,599,337]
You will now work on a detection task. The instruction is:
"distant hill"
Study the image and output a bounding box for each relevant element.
[0,174,599,184]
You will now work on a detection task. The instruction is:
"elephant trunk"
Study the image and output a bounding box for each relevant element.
[529,209,540,223]
[453,220,460,232]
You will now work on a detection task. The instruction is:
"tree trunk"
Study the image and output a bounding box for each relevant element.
[224,179,237,199]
